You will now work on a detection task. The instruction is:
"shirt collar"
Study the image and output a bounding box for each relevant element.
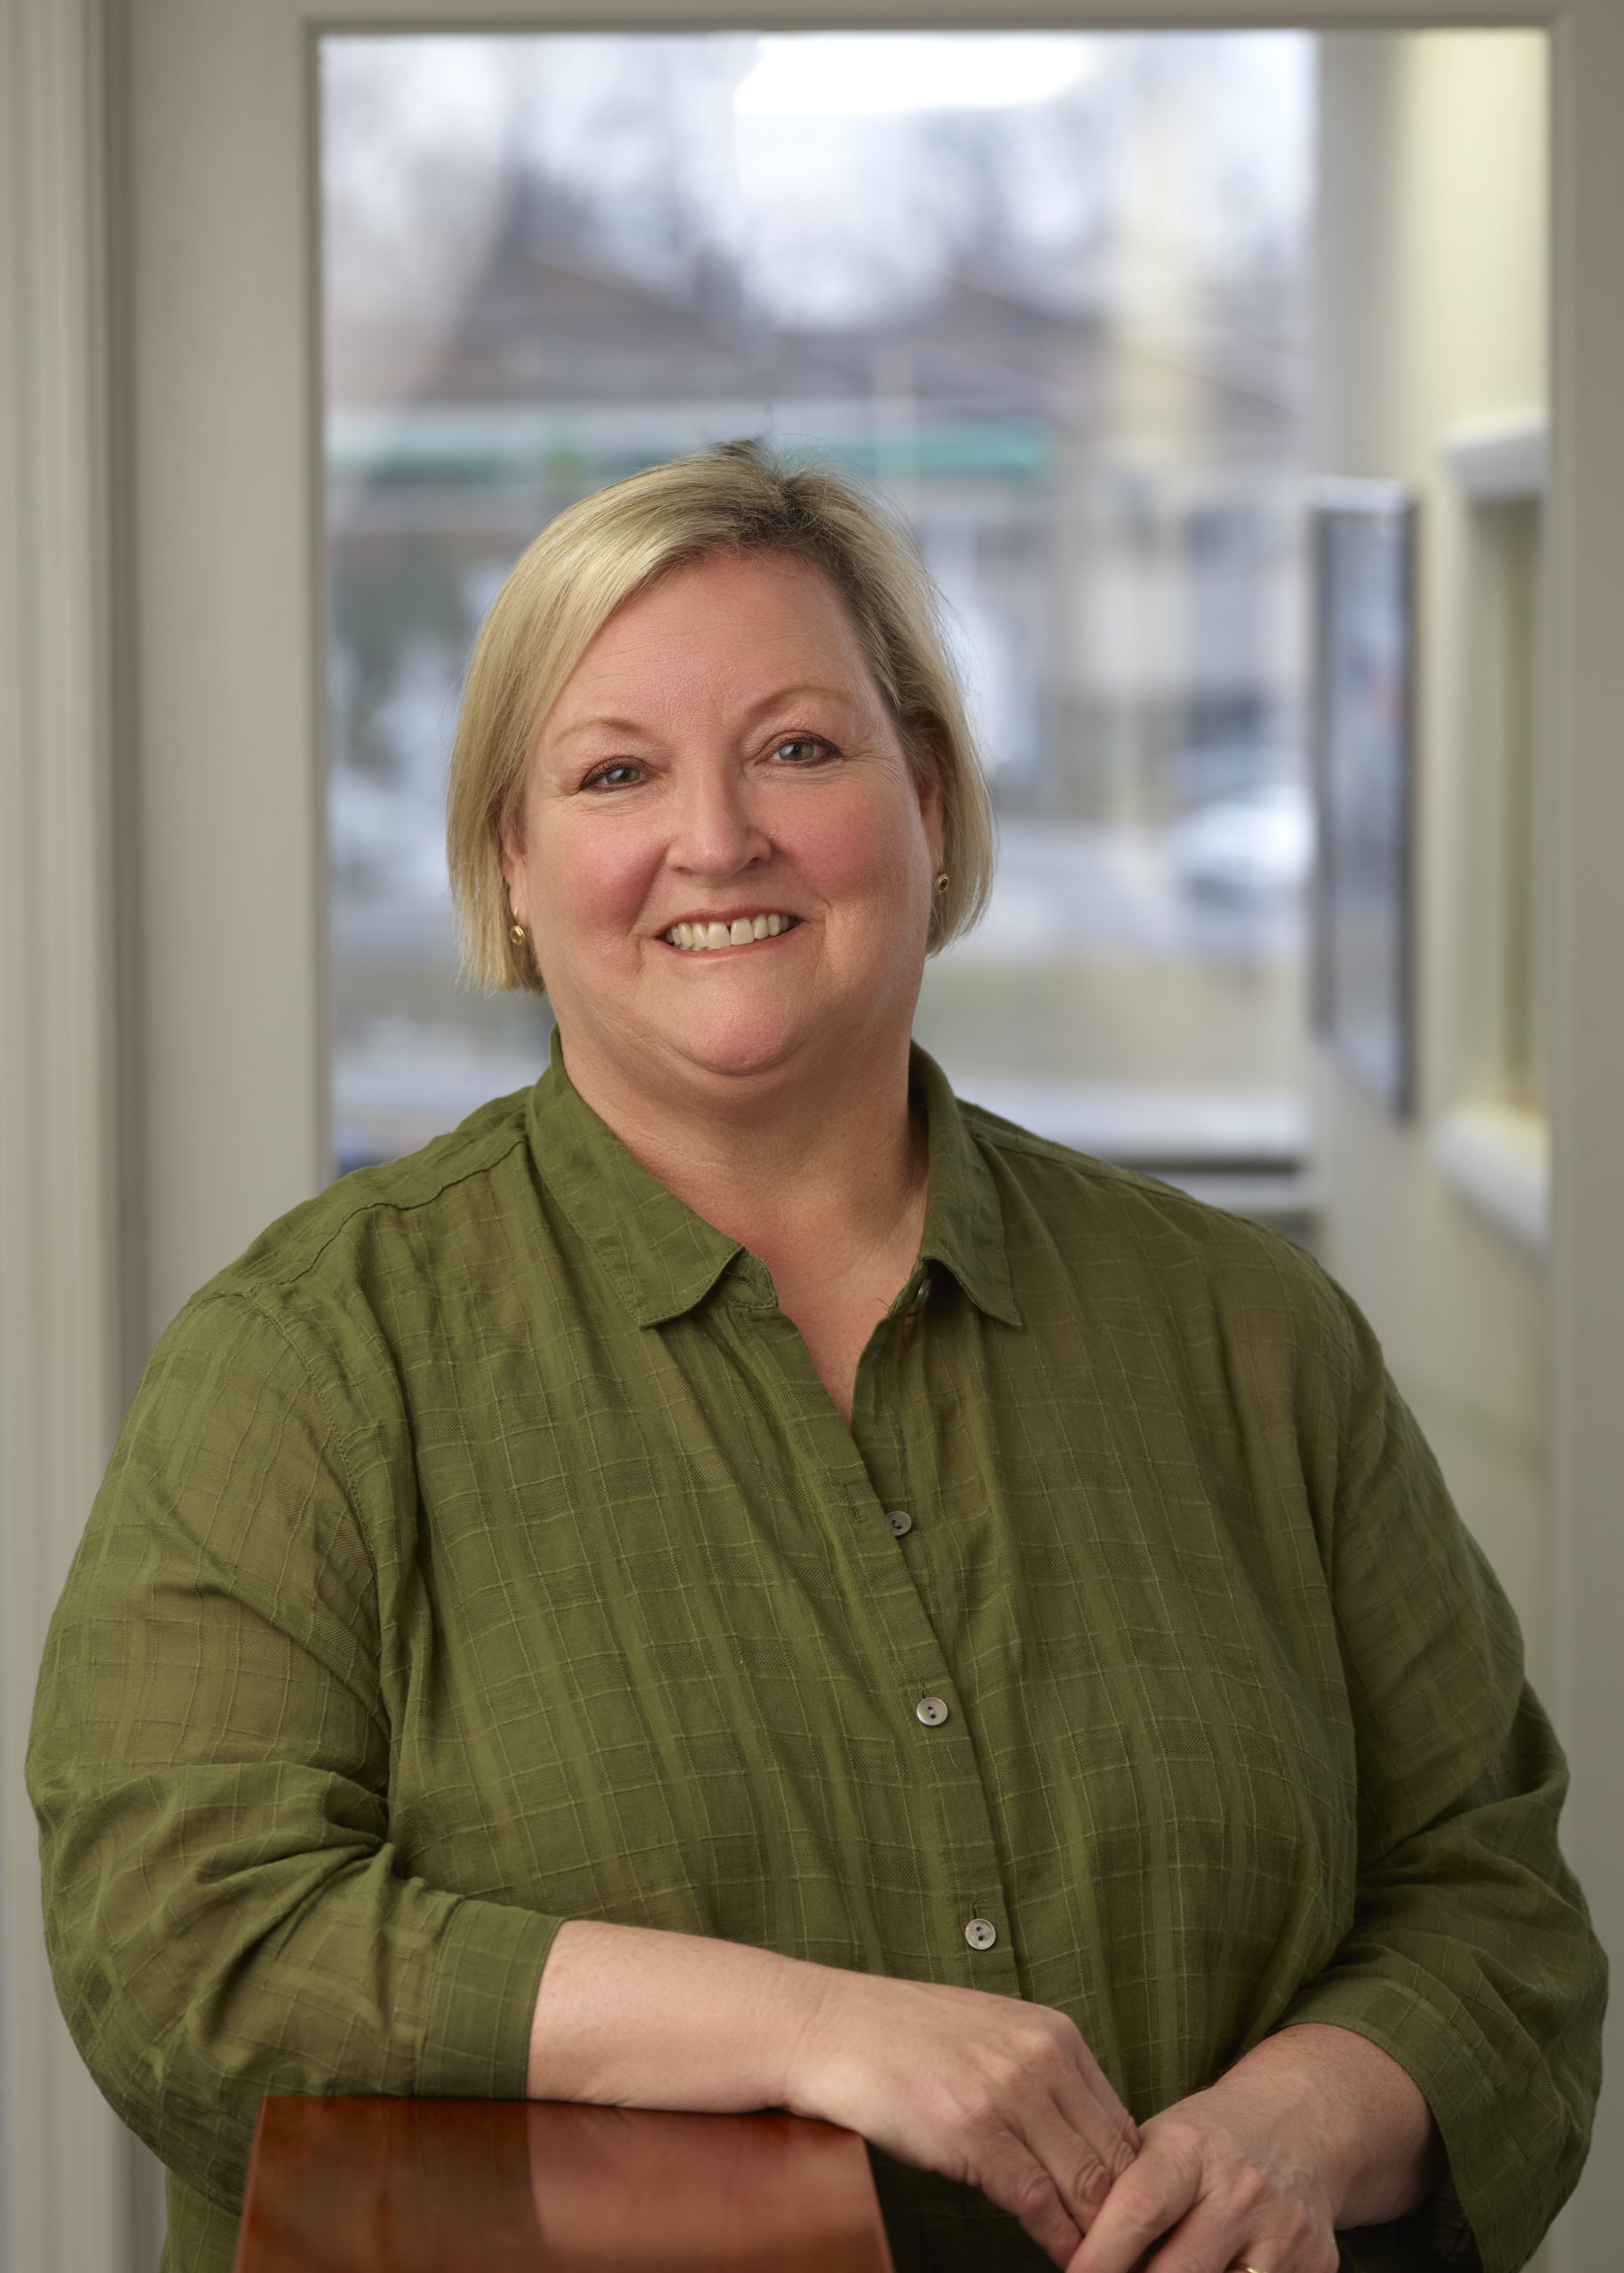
[527,1028,1020,1331]
[528,1028,742,1327]
[909,1046,1023,1328]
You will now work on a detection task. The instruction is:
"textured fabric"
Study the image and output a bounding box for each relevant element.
[29,1039,1603,2273]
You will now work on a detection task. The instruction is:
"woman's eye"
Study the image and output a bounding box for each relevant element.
[583,761,643,791]
[770,737,830,765]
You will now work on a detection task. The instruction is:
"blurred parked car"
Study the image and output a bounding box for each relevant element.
[1169,780,1315,902]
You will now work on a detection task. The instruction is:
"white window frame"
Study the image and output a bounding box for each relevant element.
[1432,411,1552,1252]
[4,4,1621,2267]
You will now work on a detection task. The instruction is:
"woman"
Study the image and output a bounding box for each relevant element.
[30,444,1603,2273]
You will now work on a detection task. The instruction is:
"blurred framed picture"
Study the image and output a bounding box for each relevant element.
[1309,479,1418,1115]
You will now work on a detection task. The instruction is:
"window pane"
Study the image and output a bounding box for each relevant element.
[322,31,1314,1197]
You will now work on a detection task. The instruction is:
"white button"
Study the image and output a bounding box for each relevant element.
[887,1510,913,1538]
[915,1695,950,1727]
[964,1917,998,1951]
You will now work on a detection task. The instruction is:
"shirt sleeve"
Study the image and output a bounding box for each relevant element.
[1273,1279,1605,2273]
[26,1289,562,2218]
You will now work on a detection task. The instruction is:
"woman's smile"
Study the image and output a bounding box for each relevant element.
[662,912,801,951]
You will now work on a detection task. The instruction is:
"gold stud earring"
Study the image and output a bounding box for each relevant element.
[509,923,527,944]
[933,870,950,894]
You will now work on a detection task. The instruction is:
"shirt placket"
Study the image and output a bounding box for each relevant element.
[828,1273,1021,1996]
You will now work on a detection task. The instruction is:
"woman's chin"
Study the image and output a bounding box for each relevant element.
[650,1000,838,1089]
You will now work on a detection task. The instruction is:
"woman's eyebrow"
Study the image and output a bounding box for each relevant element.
[551,684,859,746]
[549,713,653,745]
[740,681,855,719]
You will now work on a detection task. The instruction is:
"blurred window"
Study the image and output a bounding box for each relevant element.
[322,30,1315,1208]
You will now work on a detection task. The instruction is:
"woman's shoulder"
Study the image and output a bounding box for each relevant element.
[172,1084,542,1346]
[955,1095,1372,1369]
[956,1092,1300,1248]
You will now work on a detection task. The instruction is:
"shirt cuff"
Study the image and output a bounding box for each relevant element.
[1271,1968,1546,2273]
[419,1896,563,2099]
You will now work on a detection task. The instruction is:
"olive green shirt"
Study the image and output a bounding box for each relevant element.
[29,1041,1603,2273]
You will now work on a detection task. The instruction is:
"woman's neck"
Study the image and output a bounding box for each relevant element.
[561,1027,925,1274]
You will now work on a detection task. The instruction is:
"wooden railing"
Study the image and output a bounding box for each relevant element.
[232,2095,896,2270]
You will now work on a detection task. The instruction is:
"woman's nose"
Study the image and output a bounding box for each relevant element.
[667,765,771,877]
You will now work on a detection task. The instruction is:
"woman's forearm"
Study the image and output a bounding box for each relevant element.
[527,1919,1143,2269]
[1233,2022,1441,2227]
[526,1918,821,2108]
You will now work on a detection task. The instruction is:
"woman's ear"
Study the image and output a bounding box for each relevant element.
[498,803,529,930]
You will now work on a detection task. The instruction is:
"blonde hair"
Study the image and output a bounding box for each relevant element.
[446,440,994,992]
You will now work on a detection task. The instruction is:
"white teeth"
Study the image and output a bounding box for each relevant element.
[662,914,796,951]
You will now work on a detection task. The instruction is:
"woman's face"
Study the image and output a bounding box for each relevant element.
[502,549,943,1113]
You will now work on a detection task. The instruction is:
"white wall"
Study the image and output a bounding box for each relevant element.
[1311,31,1552,1670]
[0,0,158,2264]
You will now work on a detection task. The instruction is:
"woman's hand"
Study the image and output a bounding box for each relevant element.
[529,1921,1137,2267]
[1067,2024,1440,2273]
[784,1966,1140,2267]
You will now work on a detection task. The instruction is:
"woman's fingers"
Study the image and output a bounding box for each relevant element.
[1136,2195,1331,2273]
[970,2005,1139,2240]
[1014,2047,1139,2231]
[971,2142,1085,2268]
[965,2042,1137,2260]
[1066,2095,1341,2273]
[1066,2118,1205,2273]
